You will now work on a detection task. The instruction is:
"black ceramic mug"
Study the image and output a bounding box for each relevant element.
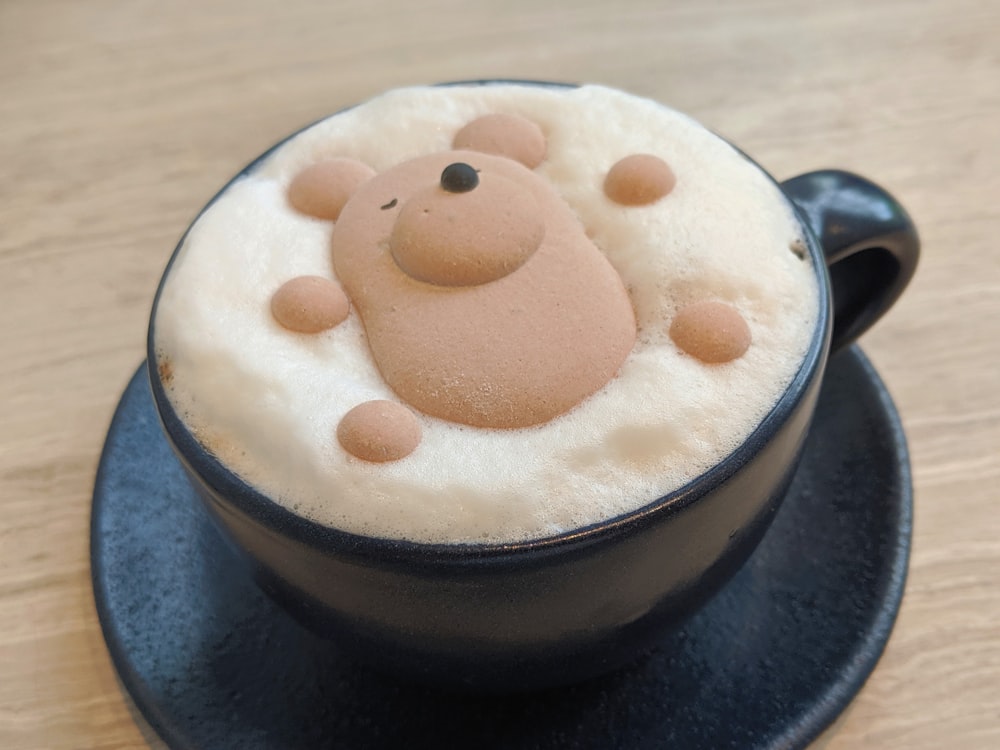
[147,81,919,692]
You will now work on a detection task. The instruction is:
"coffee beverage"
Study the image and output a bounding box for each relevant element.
[147,81,919,690]
[153,83,819,545]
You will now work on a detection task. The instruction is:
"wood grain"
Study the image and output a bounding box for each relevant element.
[2,0,997,747]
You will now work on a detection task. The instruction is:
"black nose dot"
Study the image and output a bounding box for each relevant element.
[440,163,479,193]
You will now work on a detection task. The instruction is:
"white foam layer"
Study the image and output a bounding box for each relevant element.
[154,84,819,544]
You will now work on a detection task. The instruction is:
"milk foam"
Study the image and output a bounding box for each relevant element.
[154,84,819,544]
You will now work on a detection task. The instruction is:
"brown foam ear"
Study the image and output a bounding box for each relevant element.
[604,154,675,206]
[287,158,376,220]
[271,275,350,333]
[337,400,421,462]
[669,301,751,363]
[452,113,547,169]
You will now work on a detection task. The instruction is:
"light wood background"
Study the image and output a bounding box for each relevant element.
[2,0,998,747]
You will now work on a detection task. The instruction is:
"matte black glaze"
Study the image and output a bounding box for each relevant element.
[91,348,911,749]
[143,80,919,690]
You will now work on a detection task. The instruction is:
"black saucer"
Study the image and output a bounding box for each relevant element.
[91,346,911,750]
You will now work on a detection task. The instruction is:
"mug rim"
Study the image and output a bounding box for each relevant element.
[146,79,832,566]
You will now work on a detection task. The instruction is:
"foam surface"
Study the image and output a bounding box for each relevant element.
[154,84,819,544]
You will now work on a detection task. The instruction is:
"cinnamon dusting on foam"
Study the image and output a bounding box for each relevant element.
[157,358,173,387]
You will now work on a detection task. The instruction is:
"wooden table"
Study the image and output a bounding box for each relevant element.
[2,0,997,747]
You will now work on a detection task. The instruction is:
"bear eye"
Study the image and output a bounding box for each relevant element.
[440,162,479,193]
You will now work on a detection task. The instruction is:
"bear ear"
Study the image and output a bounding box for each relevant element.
[453,113,547,169]
[287,158,376,220]
[603,154,675,206]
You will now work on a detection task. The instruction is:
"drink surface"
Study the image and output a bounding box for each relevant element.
[154,83,819,544]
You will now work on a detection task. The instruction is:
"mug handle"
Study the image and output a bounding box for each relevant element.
[781,170,920,353]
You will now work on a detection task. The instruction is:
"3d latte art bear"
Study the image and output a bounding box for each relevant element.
[269,113,752,462]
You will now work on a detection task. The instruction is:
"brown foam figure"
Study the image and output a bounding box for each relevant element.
[271,276,350,333]
[452,113,547,169]
[288,158,375,220]
[337,401,422,462]
[277,113,744,461]
[604,154,676,206]
[669,301,751,363]
[330,144,638,433]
